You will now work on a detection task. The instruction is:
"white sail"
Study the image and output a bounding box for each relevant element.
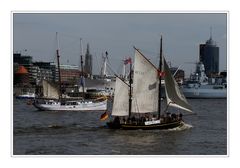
[42,80,60,99]
[131,50,159,113]
[163,57,193,112]
[111,77,129,116]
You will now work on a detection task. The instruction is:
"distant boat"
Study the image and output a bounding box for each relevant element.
[33,33,107,112]
[181,62,227,99]
[16,92,35,99]
[105,37,193,130]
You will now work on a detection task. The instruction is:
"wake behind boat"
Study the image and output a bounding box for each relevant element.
[105,37,193,130]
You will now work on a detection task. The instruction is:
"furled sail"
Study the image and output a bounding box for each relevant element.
[111,77,129,116]
[131,49,159,113]
[163,57,193,112]
[42,80,60,99]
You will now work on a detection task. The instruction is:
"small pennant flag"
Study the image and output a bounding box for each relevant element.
[124,58,132,65]
[100,111,109,121]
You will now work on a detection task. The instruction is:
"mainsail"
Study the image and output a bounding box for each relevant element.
[132,49,159,113]
[163,57,193,112]
[42,80,60,99]
[111,77,129,116]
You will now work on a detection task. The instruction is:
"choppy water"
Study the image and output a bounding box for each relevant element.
[13,99,227,155]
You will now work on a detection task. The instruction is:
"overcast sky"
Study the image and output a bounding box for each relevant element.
[13,13,227,76]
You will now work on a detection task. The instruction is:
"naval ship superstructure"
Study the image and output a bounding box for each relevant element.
[181,62,226,99]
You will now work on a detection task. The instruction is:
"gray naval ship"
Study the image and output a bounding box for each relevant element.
[181,62,227,99]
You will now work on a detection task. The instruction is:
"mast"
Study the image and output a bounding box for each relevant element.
[128,59,132,117]
[100,52,107,77]
[122,58,126,80]
[210,26,212,40]
[158,36,163,119]
[80,38,85,97]
[56,32,62,100]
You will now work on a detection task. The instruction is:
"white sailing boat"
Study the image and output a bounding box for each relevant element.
[106,37,193,129]
[33,33,107,112]
[33,98,107,111]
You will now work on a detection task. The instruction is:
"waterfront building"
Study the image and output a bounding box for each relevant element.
[14,65,29,86]
[13,53,33,67]
[33,62,57,84]
[199,35,219,77]
[13,53,33,75]
[60,64,81,85]
[13,53,33,85]
[13,53,58,85]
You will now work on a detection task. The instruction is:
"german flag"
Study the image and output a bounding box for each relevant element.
[100,111,109,121]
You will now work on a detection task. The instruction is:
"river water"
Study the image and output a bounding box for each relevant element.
[13,98,227,155]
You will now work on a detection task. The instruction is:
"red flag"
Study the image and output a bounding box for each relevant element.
[124,58,132,65]
[100,111,109,121]
[158,70,165,77]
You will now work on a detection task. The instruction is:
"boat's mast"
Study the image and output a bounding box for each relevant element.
[80,38,85,97]
[56,32,62,100]
[129,59,132,117]
[122,58,126,80]
[158,36,163,119]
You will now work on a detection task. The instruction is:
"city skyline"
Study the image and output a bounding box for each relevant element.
[13,13,227,76]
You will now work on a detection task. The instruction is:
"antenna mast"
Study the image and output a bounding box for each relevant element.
[210,26,212,39]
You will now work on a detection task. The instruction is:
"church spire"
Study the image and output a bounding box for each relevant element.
[84,43,92,76]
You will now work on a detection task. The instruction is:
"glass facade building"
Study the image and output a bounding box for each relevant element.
[199,37,219,76]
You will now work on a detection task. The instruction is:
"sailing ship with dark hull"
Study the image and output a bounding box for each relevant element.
[106,37,193,130]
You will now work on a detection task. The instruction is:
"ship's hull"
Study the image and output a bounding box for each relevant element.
[181,87,227,99]
[33,100,107,111]
[107,120,183,130]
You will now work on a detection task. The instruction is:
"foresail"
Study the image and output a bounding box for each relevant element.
[42,80,60,99]
[111,77,129,116]
[163,58,193,112]
[132,50,159,113]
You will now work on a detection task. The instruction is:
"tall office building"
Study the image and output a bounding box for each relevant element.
[199,35,219,76]
[84,43,92,76]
